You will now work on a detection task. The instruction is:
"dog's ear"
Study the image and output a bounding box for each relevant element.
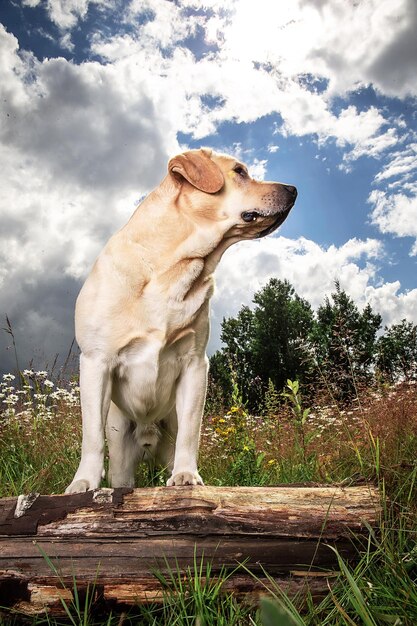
[168,150,224,194]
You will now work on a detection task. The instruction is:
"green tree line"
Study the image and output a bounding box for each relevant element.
[208,278,417,412]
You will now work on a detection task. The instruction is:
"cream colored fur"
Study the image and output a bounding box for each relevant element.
[66,148,297,493]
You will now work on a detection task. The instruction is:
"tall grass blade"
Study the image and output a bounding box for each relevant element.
[260,597,304,626]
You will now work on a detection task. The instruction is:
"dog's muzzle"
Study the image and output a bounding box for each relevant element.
[250,184,297,238]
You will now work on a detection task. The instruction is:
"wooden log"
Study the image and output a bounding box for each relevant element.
[0,485,380,616]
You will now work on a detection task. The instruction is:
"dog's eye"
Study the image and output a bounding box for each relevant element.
[233,165,248,177]
[242,211,259,222]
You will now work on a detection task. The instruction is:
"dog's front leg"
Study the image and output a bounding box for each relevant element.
[65,353,112,493]
[167,355,208,486]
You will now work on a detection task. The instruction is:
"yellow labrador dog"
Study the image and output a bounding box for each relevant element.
[66,148,297,493]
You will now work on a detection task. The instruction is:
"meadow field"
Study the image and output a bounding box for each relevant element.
[1,370,417,625]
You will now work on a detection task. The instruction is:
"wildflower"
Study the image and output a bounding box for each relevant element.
[4,394,19,404]
[243,445,250,452]
[35,371,48,379]
[23,369,34,377]
[44,380,54,388]
[2,373,15,381]
[267,459,276,465]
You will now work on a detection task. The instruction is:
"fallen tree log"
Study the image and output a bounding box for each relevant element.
[0,485,380,616]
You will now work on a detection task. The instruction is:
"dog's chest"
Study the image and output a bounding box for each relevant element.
[112,334,194,422]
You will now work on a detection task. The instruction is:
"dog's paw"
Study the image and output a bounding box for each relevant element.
[167,471,204,486]
[65,479,92,494]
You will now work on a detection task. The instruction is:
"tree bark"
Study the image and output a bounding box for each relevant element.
[0,484,380,616]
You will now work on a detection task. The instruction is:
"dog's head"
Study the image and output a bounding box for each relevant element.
[168,148,297,240]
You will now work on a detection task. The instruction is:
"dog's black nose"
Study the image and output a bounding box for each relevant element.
[283,184,297,198]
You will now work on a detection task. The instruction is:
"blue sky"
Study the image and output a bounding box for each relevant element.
[0,0,416,373]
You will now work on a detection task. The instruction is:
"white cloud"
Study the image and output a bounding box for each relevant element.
[44,0,90,30]
[368,190,417,255]
[127,0,200,48]
[0,26,31,109]
[208,235,415,353]
[59,32,75,52]
[43,0,113,30]
[0,139,147,372]
[374,143,417,184]
[0,25,179,372]
[247,159,268,180]
[21,0,42,7]
[204,0,414,165]
[365,282,417,328]
[278,88,398,161]
[211,0,417,98]
[0,30,177,192]
[87,2,404,164]
[213,236,382,308]
[30,0,417,100]
[1,0,417,373]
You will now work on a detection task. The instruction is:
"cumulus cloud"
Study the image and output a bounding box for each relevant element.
[31,0,417,100]
[365,0,417,98]
[374,143,417,186]
[87,1,406,164]
[278,91,399,163]
[21,0,42,7]
[208,235,417,353]
[213,236,382,310]
[365,281,417,328]
[1,0,417,373]
[1,43,174,192]
[37,0,112,31]
[0,24,179,373]
[368,190,417,255]
[127,0,200,48]
[0,142,137,373]
[297,0,417,98]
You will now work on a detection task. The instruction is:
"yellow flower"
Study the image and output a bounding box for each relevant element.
[243,445,250,452]
[268,459,276,465]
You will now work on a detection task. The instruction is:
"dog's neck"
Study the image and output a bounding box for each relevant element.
[123,182,237,275]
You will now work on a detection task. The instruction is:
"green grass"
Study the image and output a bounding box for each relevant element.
[1,372,417,624]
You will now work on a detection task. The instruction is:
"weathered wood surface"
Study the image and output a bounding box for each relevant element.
[0,485,380,616]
